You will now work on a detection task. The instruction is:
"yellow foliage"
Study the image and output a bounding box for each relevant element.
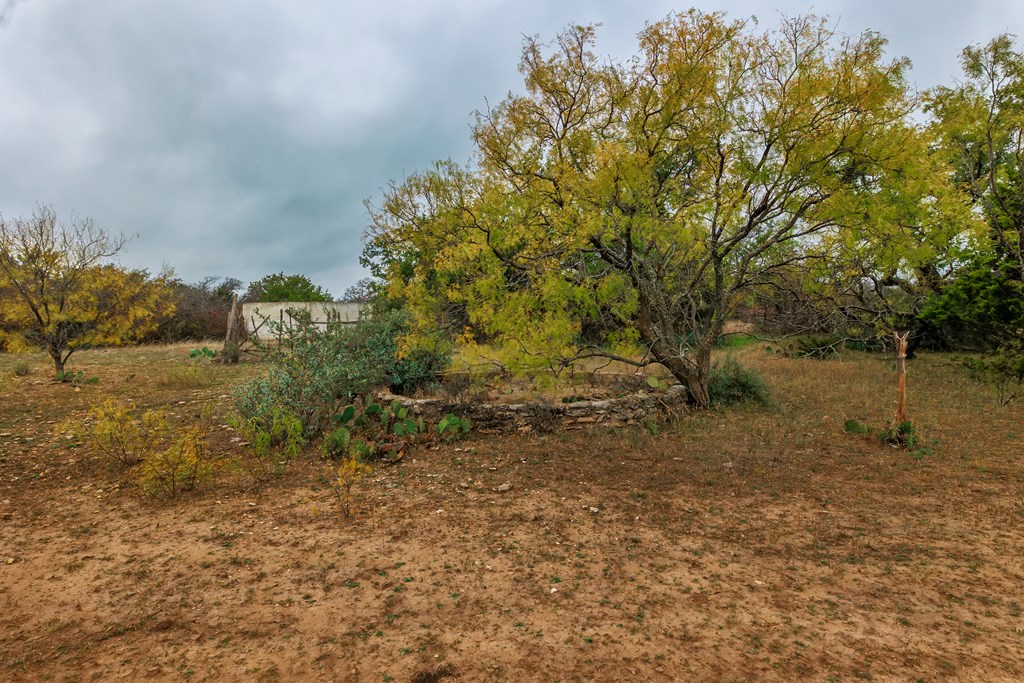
[66,399,167,467]
[333,455,372,517]
[0,206,175,374]
[133,424,214,499]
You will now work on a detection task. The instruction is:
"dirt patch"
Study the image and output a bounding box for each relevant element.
[1,344,1023,681]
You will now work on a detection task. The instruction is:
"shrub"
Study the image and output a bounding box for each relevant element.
[12,359,30,376]
[234,308,450,438]
[707,358,770,406]
[229,407,305,472]
[133,424,214,498]
[437,414,471,443]
[333,454,372,517]
[74,399,166,467]
[322,399,426,461]
[954,343,1024,405]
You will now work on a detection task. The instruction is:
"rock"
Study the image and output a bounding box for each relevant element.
[496,483,513,493]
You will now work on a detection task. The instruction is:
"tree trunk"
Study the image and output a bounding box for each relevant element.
[646,339,712,408]
[50,350,64,377]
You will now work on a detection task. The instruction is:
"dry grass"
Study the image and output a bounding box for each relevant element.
[0,342,1021,681]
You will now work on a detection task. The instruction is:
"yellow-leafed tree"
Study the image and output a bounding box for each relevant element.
[0,205,173,375]
[366,12,966,406]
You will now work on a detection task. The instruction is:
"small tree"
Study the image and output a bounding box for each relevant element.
[244,272,332,303]
[0,205,171,375]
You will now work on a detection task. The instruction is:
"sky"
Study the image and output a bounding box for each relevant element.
[1,0,1022,297]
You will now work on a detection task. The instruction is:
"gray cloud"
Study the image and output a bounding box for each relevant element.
[1,1,1022,295]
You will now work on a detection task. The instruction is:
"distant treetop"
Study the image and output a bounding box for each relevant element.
[244,272,332,303]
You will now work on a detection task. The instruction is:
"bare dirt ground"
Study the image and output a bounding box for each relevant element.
[1,343,1022,681]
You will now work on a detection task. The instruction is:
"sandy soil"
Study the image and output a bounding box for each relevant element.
[1,345,1022,681]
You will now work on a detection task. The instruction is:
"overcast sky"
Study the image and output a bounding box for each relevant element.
[1,1,1021,297]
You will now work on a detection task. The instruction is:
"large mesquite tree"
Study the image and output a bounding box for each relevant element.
[366,12,953,406]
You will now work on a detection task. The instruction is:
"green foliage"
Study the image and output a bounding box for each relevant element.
[244,272,332,303]
[843,419,870,435]
[56,368,99,385]
[922,258,1024,352]
[707,358,770,407]
[234,309,450,439]
[955,347,1024,405]
[326,398,427,459]
[880,421,921,450]
[12,359,30,376]
[230,407,305,469]
[322,426,352,459]
[189,346,217,359]
[714,334,758,350]
[437,414,471,443]
[365,12,955,408]
[844,418,931,454]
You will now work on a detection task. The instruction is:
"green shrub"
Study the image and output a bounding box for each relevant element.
[12,359,30,376]
[323,398,426,461]
[234,308,450,438]
[707,358,770,406]
[229,406,305,471]
[437,414,471,443]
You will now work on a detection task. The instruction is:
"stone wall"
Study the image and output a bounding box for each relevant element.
[374,385,689,434]
[241,301,364,340]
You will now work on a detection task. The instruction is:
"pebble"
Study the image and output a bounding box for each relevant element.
[496,483,513,493]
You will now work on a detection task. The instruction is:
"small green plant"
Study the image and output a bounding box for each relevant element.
[12,359,30,377]
[645,375,669,390]
[707,358,770,406]
[437,414,471,443]
[326,398,425,459]
[880,420,921,450]
[56,369,99,385]
[322,426,352,459]
[843,419,870,435]
[188,346,217,359]
[229,407,305,471]
[844,418,930,454]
